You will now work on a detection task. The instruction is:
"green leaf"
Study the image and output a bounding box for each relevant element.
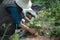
[30,17,35,24]
[10,33,19,40]
[35,22,41,27]
[35,32,39,36]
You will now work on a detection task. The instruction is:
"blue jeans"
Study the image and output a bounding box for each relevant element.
[6,7,22,25]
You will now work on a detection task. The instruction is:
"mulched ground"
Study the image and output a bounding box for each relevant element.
[25,34,59,40]
[26,36,59,40]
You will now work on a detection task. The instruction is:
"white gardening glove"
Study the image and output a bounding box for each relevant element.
[22,19,25,24]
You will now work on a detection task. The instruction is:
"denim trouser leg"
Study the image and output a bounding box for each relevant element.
[6,7,21,25]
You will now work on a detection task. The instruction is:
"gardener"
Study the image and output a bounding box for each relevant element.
[5,0,37,34]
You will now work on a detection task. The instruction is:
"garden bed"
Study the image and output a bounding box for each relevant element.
[26,36,60,40]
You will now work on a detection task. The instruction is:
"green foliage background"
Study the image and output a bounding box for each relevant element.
[32,0,60,26]
[31,0,60,37]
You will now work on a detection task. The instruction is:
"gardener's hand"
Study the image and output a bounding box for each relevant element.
[28,28,36,34]
[25,17,30,22]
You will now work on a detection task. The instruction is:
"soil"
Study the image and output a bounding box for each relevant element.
[26,35,59,40]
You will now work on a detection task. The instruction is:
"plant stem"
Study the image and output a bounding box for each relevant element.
[1,24,11,40]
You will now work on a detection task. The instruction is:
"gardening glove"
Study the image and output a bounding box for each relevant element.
[22,19,25,24]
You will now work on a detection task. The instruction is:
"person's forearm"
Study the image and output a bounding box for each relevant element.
[25,17,30,21]
[19,23,35,34]
[19,23,30,31]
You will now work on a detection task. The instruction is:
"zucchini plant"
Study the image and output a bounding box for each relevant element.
[26,10,55,36]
